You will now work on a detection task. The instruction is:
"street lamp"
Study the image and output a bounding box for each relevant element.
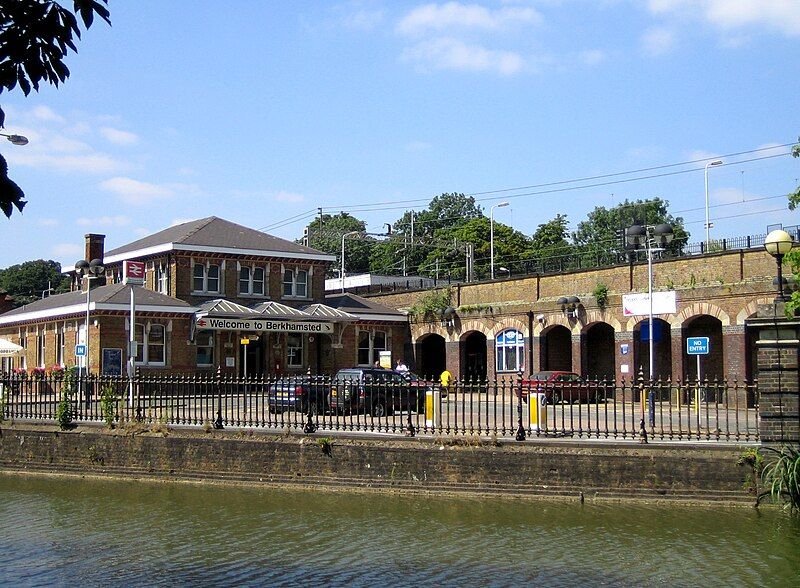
[704,160,723,248]
[0,132,29,146]
[340,231,362,293]
[626,223,673,426]
[764,229,795,302]
[74,258,105,375]
[490,202,509,279]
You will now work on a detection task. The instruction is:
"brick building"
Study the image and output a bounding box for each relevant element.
[0,217,407,376]
[366,247,791,400]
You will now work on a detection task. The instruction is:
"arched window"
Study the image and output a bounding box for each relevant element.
[495,329,524,372]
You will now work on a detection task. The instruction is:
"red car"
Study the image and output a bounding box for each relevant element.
[519,371,603,404]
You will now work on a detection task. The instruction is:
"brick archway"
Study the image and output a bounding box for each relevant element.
[735,297,773,325]
[673,302,731,327]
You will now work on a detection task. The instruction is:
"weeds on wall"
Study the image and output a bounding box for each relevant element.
[409,286,452,319]
[55,366,79,430]
[737,447,765,495]
[592,283,609,308]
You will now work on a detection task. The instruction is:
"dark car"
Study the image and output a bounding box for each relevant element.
[267,375,329,415]
[328,368,430,417]
[519,371,602,404]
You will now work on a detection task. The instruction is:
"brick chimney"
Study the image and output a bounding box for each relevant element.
[85,234,105,263]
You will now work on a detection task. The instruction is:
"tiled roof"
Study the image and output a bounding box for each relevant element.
[104,216,331,259]
[324,292,406,317]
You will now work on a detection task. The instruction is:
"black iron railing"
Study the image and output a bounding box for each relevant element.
[0,372,761,443]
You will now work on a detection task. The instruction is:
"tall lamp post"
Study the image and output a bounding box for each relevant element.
[625,223,673,426]
[490,201,509,279]
[340,231,362,293]
[704,160,723,248]
[764,230,795,302]
[74,259,105,375]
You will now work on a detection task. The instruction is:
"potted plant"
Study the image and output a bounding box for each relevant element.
[50,365,65,381]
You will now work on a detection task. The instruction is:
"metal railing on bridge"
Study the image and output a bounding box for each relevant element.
[0,371,762,443]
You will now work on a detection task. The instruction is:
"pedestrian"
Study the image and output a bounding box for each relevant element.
[395,359,408,373]
[373,360,381,368]
[439,367,452,399]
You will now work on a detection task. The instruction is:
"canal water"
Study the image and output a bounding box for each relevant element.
[0,474,797,587]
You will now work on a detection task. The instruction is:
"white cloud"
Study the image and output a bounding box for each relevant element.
[401,37,524,75]
[641,26,676,55]
[100,127,139,146]
[132,227,151,238]
[76,215,132,228]
[31,106,64,123]
[647,0,800,38]
[99,177,174,204]
[38,218,59,227]
[397,2,541,35]
[578,49,606,66]
[51,243,83,259]
[7,150,129,175]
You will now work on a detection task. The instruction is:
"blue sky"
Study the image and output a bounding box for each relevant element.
[1,0,799,268]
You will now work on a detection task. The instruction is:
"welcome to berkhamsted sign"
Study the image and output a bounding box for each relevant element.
[195,317,334,334]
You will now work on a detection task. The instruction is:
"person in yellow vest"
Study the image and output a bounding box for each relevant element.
[439,368,452,399]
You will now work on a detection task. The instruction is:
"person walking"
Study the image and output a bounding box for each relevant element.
[439,368,452,399]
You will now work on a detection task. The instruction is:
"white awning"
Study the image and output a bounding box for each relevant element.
[0,339,23,356]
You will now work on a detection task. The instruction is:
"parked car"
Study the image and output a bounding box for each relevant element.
[267,375,329,415]
[519,371,604,404]
[328,368,430,417]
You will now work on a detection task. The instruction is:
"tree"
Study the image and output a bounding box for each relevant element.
[0,1,111,217]
[786,137,800,315]
[790,137,799,211]
[451,217,534,279]
[0,259,70,306]
[302,213,373,276]
[573,198,688,264]
[529,214,573,265]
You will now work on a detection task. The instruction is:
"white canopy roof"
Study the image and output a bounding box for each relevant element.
[0,339,23,356]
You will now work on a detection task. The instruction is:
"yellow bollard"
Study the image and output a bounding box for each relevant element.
[529,392,547,431]
[425,387,441,429]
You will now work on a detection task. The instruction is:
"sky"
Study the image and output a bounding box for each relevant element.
[1,0,799,269]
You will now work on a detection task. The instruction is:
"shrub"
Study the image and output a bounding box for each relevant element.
[759,445,800,512]
[592,283,609,308]
[100,384,119,428]
[55,390,73,430]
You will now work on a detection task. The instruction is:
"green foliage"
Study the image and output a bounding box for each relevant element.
[0,259,70,306]
[759,445,800,512]
[302,213,373,276]
[789,138,799,211]
[408,286,452,318]
[100,384,118,428]
[786,249,800,317]
[0,1,111,218]
[592,283,609,307]
[737,448,765,494]
[55,389,73,430]
[573,198,689,262]
[531,214,573,262]
[451,217,534,279]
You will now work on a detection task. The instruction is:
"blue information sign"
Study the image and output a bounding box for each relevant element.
[686,337,709,355]
[75,344,86,357]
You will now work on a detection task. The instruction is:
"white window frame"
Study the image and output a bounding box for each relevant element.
[286,333,303,367]
[191,260,222,295]
[238,262,268,297]
[356,328,389,367]
[495,329,525,373]
[36,326,46,368]
[156,263,170,294]
[56,323,65,367]
[196,330,214,367]
[134,322,166,367]
[282,266,309,299]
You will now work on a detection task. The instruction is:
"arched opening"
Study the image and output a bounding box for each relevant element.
[633,318,672,381]
[683,315,724,381]
[541,325,572,372]
[583,322,615,380]
[461,331,487,381]
[416,333,446,379]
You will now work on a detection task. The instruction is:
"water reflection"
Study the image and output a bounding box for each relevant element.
[0,475,797,587]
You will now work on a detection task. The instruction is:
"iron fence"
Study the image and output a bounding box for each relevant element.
[0,372,761,443]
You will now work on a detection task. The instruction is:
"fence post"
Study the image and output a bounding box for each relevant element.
[213,366,224,429]
[515,370,526,441]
